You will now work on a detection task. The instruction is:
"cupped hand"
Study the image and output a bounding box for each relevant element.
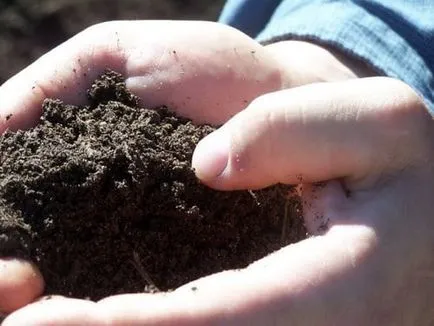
[0,20,286,316]
[5,76,434,325]
[189,78,434,325]
[1,20,397,324]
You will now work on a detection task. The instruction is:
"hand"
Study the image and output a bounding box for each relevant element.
[189,78,434,325]
[6,74,434,325]
[0,20,285,316]
[2,19,344,320]
[1,20,395,325]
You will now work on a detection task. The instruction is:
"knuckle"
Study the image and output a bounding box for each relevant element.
[386,77,427,113]
[386,78,434,159]
[379,77,431,127]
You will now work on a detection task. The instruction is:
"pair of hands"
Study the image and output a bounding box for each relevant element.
[1,21,433,325]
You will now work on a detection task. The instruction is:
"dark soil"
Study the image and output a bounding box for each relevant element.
[0,71,306,299]
[0,0,226,84]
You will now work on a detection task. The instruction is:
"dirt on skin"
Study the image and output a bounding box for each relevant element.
[0,71,306,299]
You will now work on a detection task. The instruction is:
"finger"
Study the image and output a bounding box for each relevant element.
[192,77,431,190]
[2,297,100,326]
[0,258,44,313]
[0,20,282,133]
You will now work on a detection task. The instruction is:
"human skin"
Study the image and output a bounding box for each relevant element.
[1,21,433,325]
[0,20,287,315]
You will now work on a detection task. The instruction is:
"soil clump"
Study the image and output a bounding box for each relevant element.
[0,71,305,299]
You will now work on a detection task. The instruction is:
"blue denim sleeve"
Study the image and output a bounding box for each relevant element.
[219,0,282,37]
[219,0,434,114]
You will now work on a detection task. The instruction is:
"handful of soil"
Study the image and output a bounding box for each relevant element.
[0,70,305,299]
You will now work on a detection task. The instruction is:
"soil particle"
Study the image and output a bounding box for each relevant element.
[0,70,305,299]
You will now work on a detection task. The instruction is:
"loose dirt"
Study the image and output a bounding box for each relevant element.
[0,71,305,299]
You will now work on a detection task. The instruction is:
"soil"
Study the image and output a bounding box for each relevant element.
[0,71,306,299]
[0,0,226,84]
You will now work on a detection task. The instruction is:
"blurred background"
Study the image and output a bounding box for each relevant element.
[0,0,226,83]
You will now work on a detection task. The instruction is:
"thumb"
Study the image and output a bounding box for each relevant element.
[192,77,430,190]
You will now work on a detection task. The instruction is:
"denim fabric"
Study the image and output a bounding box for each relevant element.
[219,0,434,113]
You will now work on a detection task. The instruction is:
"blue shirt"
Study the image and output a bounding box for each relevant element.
[219,0,434,114]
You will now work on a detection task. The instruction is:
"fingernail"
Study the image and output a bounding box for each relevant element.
[192,131,229,181]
